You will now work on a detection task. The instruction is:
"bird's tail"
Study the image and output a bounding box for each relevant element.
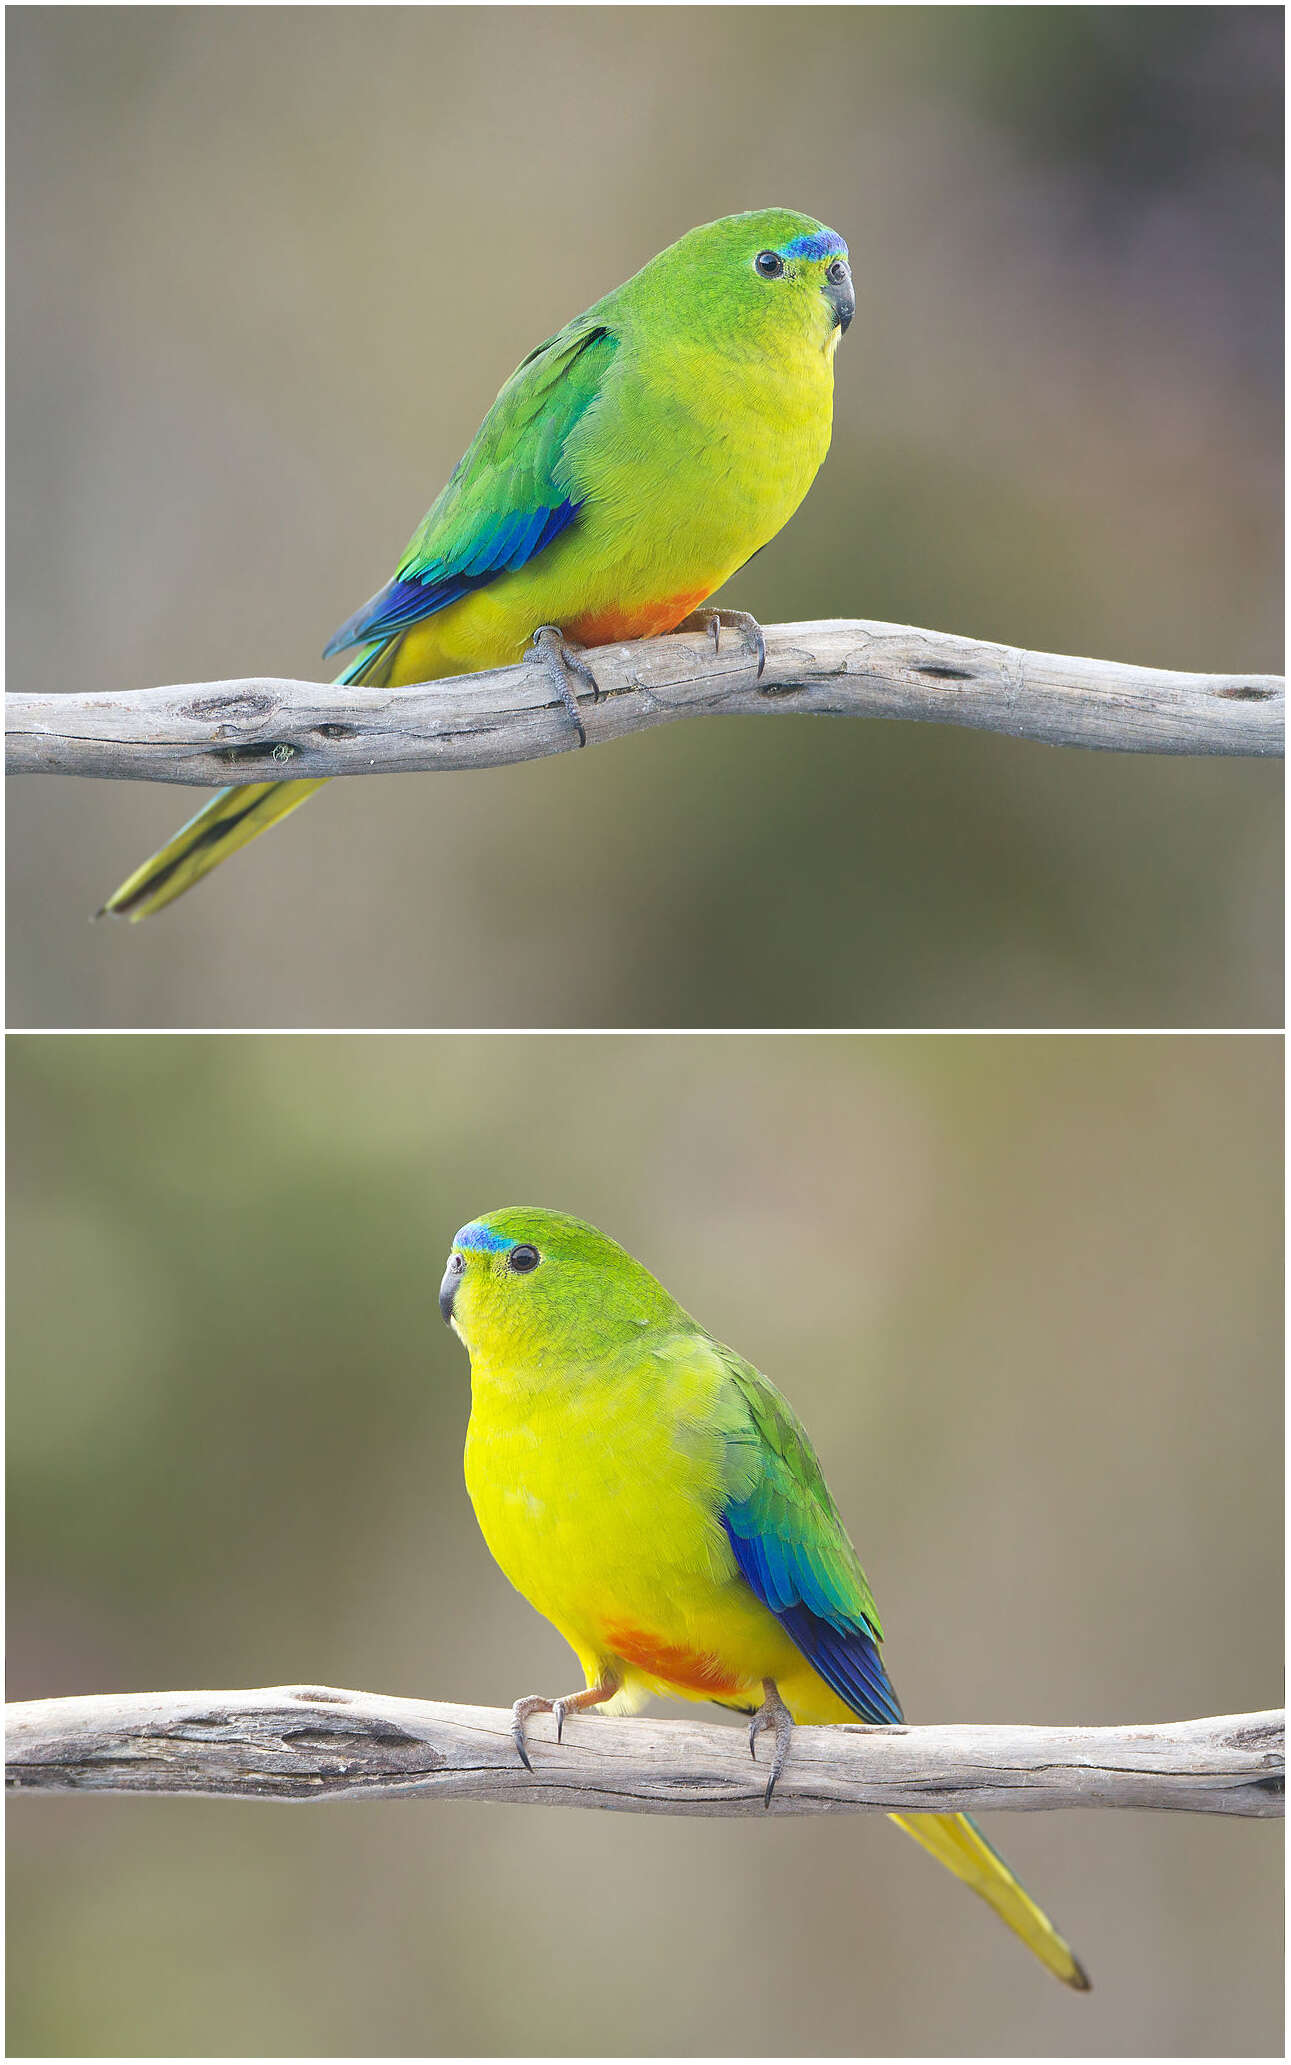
[97,641,397,920]
[889,1811,1090,1990]
[97,778,328,921]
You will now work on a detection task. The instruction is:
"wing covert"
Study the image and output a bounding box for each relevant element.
[717,1346,904,1726]
[323,324,617,658]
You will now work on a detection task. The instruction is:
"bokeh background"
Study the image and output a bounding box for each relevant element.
[6,6,1283,1030]
[8,1032,1282,2055]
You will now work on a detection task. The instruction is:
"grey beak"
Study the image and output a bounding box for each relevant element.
[439,1259,461,1324]
[825,265,855,334]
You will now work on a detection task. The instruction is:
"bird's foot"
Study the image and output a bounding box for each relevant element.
[678,607,766,680]
[748,1678,795,1808]
[511,1695,556,1772]
[530,625,600,747]
[510,1674,620,1771]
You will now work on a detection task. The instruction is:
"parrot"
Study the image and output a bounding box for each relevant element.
[101,207,855,919]
[439,1205,1091,1992]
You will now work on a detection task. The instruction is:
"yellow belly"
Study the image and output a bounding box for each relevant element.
[383,549,714,685]
[377,340,834,689]
[463,1347,854,1723]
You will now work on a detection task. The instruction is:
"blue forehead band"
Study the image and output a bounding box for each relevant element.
[781,230,847,262]
[453,1222,515,1253]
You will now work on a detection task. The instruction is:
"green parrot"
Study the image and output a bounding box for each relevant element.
[439,1205,1091,1992]
[102,208,854,918]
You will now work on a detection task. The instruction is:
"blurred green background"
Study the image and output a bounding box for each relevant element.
[6,6,1283,1029]
[7,1032,1282,2054]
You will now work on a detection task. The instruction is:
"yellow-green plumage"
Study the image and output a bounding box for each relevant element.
[465,1323,814,1711]
[443,1206,1090,1993]
[102,208,852,919]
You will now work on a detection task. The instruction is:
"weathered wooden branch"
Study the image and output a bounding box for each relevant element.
[6,1688,1282,1817]
[5,619,1281,783]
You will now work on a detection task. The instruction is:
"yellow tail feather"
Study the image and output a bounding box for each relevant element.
[98,778,327,921]
[889,1811,1090,1990]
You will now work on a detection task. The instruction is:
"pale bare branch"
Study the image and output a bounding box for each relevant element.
[6,1688,1282,1818]
[6,619,1282,784]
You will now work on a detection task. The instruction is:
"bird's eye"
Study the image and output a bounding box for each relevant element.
[508,1244,540,1274]
[447,1252,464,1274]
[826,258,849,285]
[754,251,785,279]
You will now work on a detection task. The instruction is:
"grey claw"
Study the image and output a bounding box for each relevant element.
[748,1679,794,1809]
[553,1699,567,1744]
[727,609,765,679]
[567,650,602,702]
[530,624,597,745]
[511,1693,554,1771]
[682,608,765,680]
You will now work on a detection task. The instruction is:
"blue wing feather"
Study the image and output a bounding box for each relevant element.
[323,321,616,661]
[717,1346,905,1727]
[724,1519,904,1725]
[322,498,581,657]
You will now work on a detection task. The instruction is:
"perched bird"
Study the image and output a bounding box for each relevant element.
[440,1205,1090,1992]
[102,207,854,919]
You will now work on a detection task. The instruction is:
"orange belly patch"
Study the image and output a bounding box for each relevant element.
[605,1624,742,1696]
[567,589,712,647]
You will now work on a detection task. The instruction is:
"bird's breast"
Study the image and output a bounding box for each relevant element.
[464,1357,734,1646]
[566,338,834,581]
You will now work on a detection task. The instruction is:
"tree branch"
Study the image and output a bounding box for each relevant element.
[5,619,1281,784]
[6,1688,1282,1817]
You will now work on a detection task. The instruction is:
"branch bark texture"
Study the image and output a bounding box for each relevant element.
[6,1688,1282,1818]
[6,619,1282,784]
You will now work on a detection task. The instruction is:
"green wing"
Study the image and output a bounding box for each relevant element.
[716,1344,903,1724]
[323,321,618,657]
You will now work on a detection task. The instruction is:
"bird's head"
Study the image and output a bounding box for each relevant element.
[439,1206,684,1369]
[634,208,854,358]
